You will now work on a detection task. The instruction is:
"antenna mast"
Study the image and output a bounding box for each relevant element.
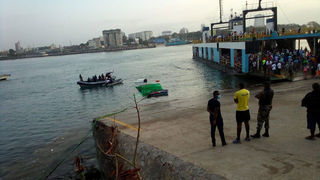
[219,0,223,23]
[258,0,262,9]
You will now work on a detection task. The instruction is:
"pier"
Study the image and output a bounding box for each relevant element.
[93,79,320,179]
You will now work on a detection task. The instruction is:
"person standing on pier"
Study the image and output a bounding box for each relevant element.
[251,82,274,138]
[233,83,251,144]
[301,83,320,140]
[207,91,227,147]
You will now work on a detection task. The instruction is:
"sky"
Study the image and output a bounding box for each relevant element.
[0,0,319,50]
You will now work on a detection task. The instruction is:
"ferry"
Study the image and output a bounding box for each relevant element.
[192,0,320,81]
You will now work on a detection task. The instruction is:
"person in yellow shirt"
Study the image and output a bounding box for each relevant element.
[233,83,251,144]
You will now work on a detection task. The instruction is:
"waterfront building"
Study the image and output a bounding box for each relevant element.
[102,29,123,48]
[88,37,103,49]
[162,31,172,36]
[128,31,153,41]
[179,28,189,34]
[50,44,56,49]
[15,41,22,53]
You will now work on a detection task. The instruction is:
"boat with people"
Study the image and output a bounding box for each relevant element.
[0,74,10,81]
[77,72,123,89]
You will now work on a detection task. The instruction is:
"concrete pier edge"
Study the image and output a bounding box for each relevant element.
[93,120,225,179]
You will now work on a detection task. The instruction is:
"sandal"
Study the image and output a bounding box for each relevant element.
[305,136,315,140]
[232,139,241,144]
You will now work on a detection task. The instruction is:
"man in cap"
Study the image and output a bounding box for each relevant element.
[251,81,274,138]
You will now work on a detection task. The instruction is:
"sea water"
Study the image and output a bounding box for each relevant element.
[0,45,257,179]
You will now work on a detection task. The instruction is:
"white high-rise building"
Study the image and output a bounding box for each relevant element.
[254,14,265,27]
[88,37,103,49]
[128,31,153,41]
[102,29,123,48]
[162,31,172,36]
[15,41,22,52]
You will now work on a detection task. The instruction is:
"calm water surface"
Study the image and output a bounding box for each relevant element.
[0,45,257,179]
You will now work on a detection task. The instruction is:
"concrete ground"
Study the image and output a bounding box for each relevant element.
[99,79,320,180]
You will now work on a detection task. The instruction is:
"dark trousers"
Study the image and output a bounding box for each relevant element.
[210,119,226,145]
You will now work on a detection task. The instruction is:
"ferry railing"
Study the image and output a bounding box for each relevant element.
[194,28,319,44]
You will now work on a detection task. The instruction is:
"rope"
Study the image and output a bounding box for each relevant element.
[278,5,291,24]
[38,94,145,180]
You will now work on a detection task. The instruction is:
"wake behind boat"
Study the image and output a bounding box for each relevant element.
[77,72,123,89]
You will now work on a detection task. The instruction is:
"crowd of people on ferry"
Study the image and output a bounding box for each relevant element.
[208,26,319,43]
[79,73,113,83]
[248,47,320,79]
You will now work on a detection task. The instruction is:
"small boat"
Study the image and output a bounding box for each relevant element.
[77,78,123,88]
[0,74,10,81]
[147,89,168,98]
[135,79,168,98]
[105,79,123,87]
[77,72,123,89]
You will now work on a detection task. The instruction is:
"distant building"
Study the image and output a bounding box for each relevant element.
[15,41,22,52]
[151,38,166,44]
[88,37,103,49]
[162,31,172,36]
[179,28,188,34]
[102,29,123,48]
[254,14,265,27]
[50,44,56,49]
[128,31,153,41]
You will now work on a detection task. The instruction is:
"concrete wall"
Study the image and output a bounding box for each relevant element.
[93,120,224,180]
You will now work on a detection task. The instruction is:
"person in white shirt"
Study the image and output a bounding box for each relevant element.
[277,62,282,75]
[252,61,257,71]
[272,63,277,74]
[266,60,272,75]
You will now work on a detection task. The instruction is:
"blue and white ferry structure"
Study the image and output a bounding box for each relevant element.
[192,0,320,79]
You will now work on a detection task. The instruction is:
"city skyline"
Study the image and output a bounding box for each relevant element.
[0,0,319,50]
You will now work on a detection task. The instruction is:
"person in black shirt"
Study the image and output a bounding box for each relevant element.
[207,91,227,147]
[79,74,83,81]
[301,83,320,140]
[251,81,274,138]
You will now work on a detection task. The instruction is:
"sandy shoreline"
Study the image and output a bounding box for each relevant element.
[99,79,320,180]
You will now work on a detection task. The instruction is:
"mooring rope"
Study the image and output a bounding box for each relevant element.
[38,95,145,180]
